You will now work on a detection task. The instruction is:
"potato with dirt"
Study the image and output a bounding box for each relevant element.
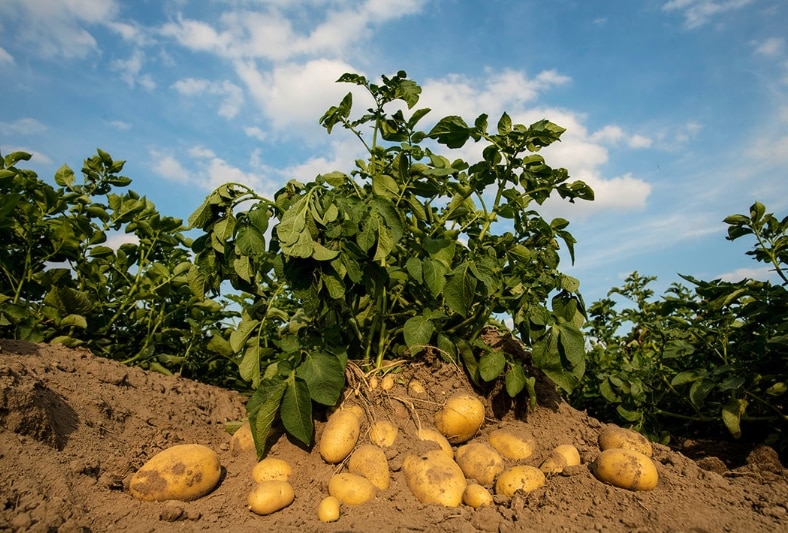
[434,392,485,444]
[247,480,295,515]
[252,457,292,482]
[319,408,361,464]
[495,465,546,497]
[487,428,536,460]
[463,483,494,508]
[598,426,653,457]
[328,473,377,505]
[455,441,505,486]
[403,449,467,507]
[590,448,659,491]
[540,444,581,474]
[129,444,222,502]
[317,496,341,522]
[417,427,454,458]
[369,420,399,448]
[348,444,390,490]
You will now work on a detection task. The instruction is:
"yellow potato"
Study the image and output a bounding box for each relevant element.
[348,444,390,490]
[229,421,255,456]
[369,376,379,390]
[598,427,653,457]
[328,473,377,505]
[380,374,395,391]
[540,444,581,474]
[319,409,361,464]
[317,496,341,522]
[247,480,295,515]
[455,441,505,486]
[408,380,426,395]
[463,483,494,508]
[129,444,222,502]
[590,448,658,491]
[369,420,399,448]
[342,404,365,421]
[252,457,292,482]
[494,465,546,497]
[434,393,485,444]
[403,449,467,507]
[487,429,536,461]
[417,427,454,458]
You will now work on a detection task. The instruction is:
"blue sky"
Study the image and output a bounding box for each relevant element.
[1,0,786,306]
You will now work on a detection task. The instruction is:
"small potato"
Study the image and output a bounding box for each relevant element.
[540,444,581,474]
[369,376,379,390]
[252,457,292,482]
[455,442,504,486]
[487,429,536,461]
[230,421,255,456]
[403,449,467,507]
[495,465,546,497]
[348,444,390,490]
[130,444,222,502]
[317,496,341,522]
[319,409,361,464]
[417,428,454,458]
[598,427,653,457]
[369,420,399,448]
[434,393,485,444]
[328,473,377,505]
[408,380,426,395]
[463,483,494,508]
[380,374,395,391]
[248,480,295,515]
[590,448,658,491]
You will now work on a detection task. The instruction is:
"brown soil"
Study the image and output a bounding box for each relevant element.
[1,338,786,533]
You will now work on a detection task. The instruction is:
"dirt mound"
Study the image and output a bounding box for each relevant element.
[1,339,786,532]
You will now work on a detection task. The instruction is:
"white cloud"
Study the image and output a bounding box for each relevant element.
[629,134,653,148]
[244,126,267,142]
[0,118,48,135]
[171,78,244,119]
[104,232,139,250]
[109,120,131,130]
[0,48,13,64]
[662,0,755,29]
[717,266,779,282]
[111,50,156,90]
[747,135,788,165]
[754,37,785,57]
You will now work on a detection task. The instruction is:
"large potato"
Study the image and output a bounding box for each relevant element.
[417,427,454,458]
[129,444,222,502]
[598,427,653,457]
[247,480,295,515]
[369,420,398,448]
[328,473,377,505]
[487,429,536,461]
[252,457,292,482]
[434,393,485,444]
[494,465,546,497]
[319,409,361,464]
[348,444,390,490]
[590,448,658,491]
[455,441,504,486]
[403,449,467,507]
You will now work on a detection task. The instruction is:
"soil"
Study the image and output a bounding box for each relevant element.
[1,338,786,533]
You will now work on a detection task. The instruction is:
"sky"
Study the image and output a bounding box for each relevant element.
[1,0,786,308]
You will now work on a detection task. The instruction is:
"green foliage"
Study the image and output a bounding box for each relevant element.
[189,70,594,457]
[571,202,787,450]
[0,149,238,385]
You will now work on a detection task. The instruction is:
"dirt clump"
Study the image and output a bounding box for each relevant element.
[1,339,786,532]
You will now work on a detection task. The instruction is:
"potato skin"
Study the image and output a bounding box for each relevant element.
[129,444,222,502]
[494,465,546,497]
[417,428,454,458]
[229,421,255,456]
[328,473,377,505]
[590,448,658,491]
[252,457,292,482]
[403,450,467,507]
[348,444,390,490]
[455,441,504,486]
[319,409,361,464]
[434,393,485,444]
[369,420,398,448]
[487,429,536,461]
[598,427,653,457]
[463,483,494,508]
[540,444,581,474]
[247,480,295,515]
[317,496,341,522]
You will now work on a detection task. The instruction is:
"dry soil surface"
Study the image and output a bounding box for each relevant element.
[1,338,786,533]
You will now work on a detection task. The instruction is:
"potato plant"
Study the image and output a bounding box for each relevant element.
[188,70,594,456]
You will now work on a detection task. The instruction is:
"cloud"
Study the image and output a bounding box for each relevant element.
[754,37,785,57]
[0,48,13,64]
[717,266,780,282]
[662,0,755,29]
[171,78,244,119]
[244,126,267,142]
[111,50,156,90]
[109,120,131,130]
[0,118,48,135]
[0,0,119,58]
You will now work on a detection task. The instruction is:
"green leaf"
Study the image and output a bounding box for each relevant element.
[297,352,345,406]
[312,241,339,261]
[404,315,434,354]
[60,314,87,329]
[721,398,747,438]
[246,377,288,459]
[428,116,472,148]
[479,349,505,382]
[671,370,700,386]
[422,258,447,297]
[371,174,399,199]
[505,364,527,397]
[445,263,477,317]
[230,319,259,353]
[689,379,715,409]
[280,376,313,447]
[616,405,643,422]
[54,165,75,187]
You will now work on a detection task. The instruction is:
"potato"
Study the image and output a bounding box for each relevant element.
[403,449,467,507]
[252,457,292,482]
[369,420,398,448]
[487,429,536,461]
[317,496,341,522]
[129,444,222,502]
[434,393,485,444]
[455,442,504,486]
[348,444,390,490]
[229,421,255,456]
[540,444,581,474]
[417,427,454,458]
[247,480,295,515]
[380,374,395,391]
[598,427,653,457]
[494,465,546,497]
[319,409,361,464]
[328,473,377,505]
[342,404,365,421]
[463,483,494,508]
[589,448,658,491]
[408,380,426,395]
